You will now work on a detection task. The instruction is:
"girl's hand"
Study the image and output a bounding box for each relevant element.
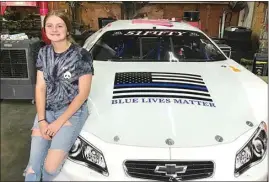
[45,121,62,137]
[38,120,52,140]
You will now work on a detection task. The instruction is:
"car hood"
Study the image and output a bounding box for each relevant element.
[82,60,267,148]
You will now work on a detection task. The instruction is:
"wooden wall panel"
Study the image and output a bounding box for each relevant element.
[230,7,240,26]
[48,2,239,36]
[48,1,68,11]
[250,2,268,50]
[81,2,121,30]
[136,3,239,37]
[135,4,164,19]
[163,4,180,19]
[204,5,223,37]
[251,2,268,39]
[48,2,121,31]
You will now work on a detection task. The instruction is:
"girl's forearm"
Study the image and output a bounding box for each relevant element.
[35,86,46,121]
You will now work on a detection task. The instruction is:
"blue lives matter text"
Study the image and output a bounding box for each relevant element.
[112,98,216,107]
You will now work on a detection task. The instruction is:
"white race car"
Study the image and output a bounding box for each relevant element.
[55,19,268,181]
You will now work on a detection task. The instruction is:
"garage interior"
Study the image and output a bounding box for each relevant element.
[0,1,268,181]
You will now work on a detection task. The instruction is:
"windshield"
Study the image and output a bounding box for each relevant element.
[90,29,227,62]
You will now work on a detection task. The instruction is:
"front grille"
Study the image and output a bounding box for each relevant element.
[124,160,214,181]
[0,50,28,78]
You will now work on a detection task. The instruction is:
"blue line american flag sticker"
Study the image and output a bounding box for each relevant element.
[111,72,216,108]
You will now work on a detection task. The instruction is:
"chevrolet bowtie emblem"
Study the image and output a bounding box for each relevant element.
[154,164,187,178]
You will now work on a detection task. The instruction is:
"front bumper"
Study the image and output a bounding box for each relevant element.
[55,154,267,181]
[54,130,268,181]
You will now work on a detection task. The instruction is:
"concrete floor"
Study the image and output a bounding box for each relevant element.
[1,99,36,181]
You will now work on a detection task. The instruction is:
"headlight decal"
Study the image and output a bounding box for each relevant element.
[68,136,109,176]
[234,122,268,176]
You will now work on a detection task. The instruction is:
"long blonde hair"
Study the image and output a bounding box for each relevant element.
[43,10,76,44]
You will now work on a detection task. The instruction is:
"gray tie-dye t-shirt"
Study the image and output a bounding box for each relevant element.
[36,43,94,111]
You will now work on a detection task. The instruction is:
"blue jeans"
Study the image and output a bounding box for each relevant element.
[24,103,88,181]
